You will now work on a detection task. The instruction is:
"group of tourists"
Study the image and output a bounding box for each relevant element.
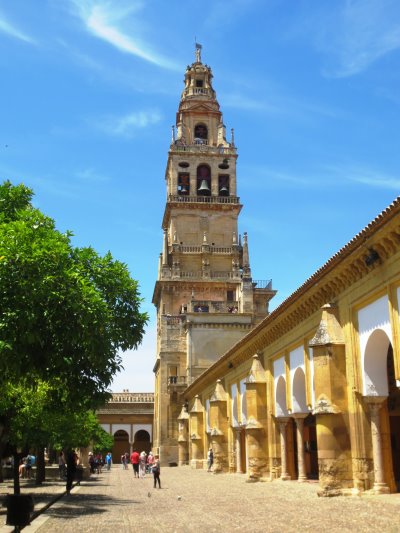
[88,452,110,474]
[129,450,161,488]
[18,453,35,478]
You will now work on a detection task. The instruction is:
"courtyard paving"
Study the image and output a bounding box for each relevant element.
[4,466,400,532]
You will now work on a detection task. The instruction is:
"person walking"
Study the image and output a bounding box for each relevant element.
[152,455,161,489]
[130,449,140,478]
[139,451,147,478]
[207,446,214,472]
[106,452,112,471]
[66,450,78,494]
[147,451,155,474]
[58,451,66,479]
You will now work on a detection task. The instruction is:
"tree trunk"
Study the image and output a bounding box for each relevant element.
[13,452,20,495]
[35,446,45,485]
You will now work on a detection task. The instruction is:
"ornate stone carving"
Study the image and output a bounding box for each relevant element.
[313,395,340,415]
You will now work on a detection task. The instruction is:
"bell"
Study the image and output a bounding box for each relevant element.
[219,186,229,196]
[180,185,188,194]
[198,179,210,194]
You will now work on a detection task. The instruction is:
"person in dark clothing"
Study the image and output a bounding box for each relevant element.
[152,455,161,489]
[66,450,78,494]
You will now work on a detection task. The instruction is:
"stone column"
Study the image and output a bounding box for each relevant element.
[364,397,390,494]
[293,414,307,482]
[278,417,291,480]
[235,428,243,473]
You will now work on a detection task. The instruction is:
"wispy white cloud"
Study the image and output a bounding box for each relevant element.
[240,163,400,191]
[96,109,162,137]
[222,92,284,114]
[0,10,35,44]
[203,0,259,30]
[76,167,111,183]
[326,164,400,190]
[309,0,400,77]
[69,0,178,70]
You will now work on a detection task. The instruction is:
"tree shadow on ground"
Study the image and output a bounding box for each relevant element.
[44,493,143,521]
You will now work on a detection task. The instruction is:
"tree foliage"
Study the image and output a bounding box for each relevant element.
[0,180,148,402]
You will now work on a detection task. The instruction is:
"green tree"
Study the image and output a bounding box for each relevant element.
[0,180,148,491]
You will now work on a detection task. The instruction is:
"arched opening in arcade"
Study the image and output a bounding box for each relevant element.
[134,430,151,455]
[364,329,400,491]
[288,368,319,481]
[113,430,130,462]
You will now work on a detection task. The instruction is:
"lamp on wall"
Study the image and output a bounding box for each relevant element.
[228,361,234,369]
[364,248,380,266]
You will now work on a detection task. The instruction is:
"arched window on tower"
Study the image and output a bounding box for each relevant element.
[194,123,208,144]
[197,164,211,196]
[178,173,190,195]
[218,175,229,196]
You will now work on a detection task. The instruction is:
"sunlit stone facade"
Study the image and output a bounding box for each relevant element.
[181,197,400,496]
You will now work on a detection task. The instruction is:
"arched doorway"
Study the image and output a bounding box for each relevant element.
[364,329,399,491]
[304,415,318,479]
[387,345,400,490]
[134,430,151,454]
[113,430,129,463]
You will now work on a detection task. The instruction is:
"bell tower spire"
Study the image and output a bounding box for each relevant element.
[152,50,276,466]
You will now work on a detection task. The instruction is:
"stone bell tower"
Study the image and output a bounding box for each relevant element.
[152,45,276,465]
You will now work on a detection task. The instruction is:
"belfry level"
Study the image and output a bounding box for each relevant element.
[180,196,400,495]
[152,48,276,466]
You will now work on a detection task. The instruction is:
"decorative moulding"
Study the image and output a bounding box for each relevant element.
[309,304,345,347]
[210,379,227,402]
[246,354,266,384]
[190,395,204,413]
[245,416,263,430]
[313,395,340,415]
[210,427,224,436]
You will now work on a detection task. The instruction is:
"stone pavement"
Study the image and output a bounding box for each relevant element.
[7,466,400,533]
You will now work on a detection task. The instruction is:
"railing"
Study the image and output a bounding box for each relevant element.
[168,376,187,386]
[168,194,240,205]
[170,245,234,254]
[160,270,241,281]
[171,144,236,155]
[210,271,235,279]
[253,279,273,290]
[162,315,184,325]
[110,393,154,403]
[179,271,203,279]
[190,300,239,313]
[183,87,213,97]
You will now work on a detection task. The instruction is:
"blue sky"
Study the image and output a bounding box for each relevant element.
[1,0,399,392]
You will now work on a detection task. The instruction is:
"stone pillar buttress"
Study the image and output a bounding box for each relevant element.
[209,380,229,473]
[234,428,243,473]
[309,303,352,496]
[293,414,307,482]
[364,397,390,494]
[277,417,291,480]
[177,404,189,466]
[245,354,268,480]
[189,395,205,469]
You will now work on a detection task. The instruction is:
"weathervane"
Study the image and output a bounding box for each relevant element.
[195,41,202,63]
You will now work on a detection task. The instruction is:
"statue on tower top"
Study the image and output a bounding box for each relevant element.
[195,42,202,63]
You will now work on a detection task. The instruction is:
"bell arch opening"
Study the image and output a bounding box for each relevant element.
[197,164,211,196]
